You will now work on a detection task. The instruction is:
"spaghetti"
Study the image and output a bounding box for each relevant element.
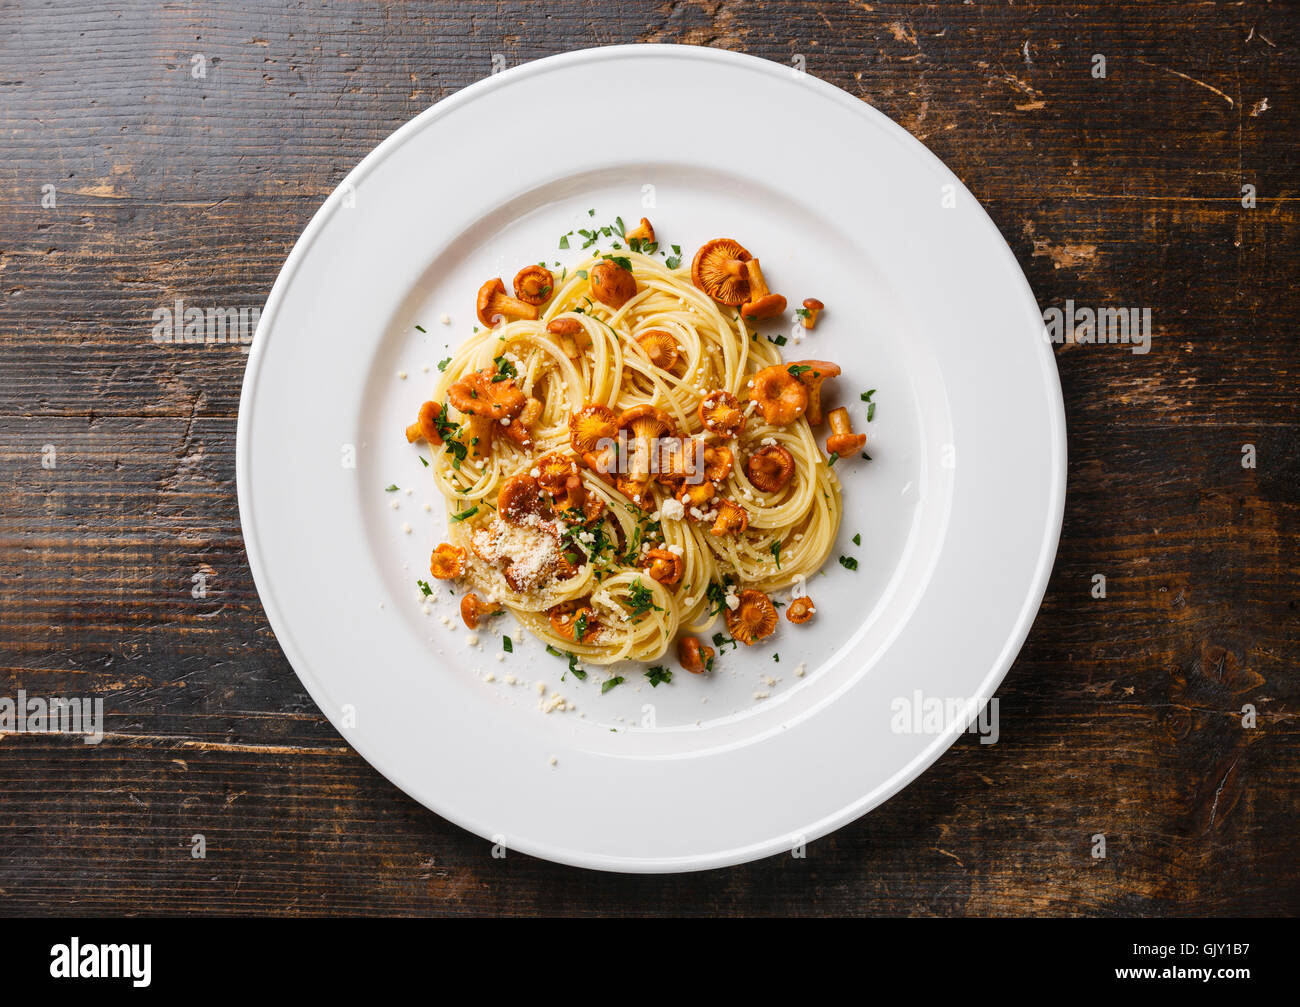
[409,223,861,672]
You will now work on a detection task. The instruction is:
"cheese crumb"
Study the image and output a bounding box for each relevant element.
[795,663,806,678]
[440,313,451,325]
[660,498,685,521]
[465,634,479,646]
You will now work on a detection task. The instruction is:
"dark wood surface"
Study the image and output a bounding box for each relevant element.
[1,1,1296,916]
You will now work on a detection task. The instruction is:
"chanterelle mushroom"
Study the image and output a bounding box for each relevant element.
[429,543,467,580]
[702,444,734,482]
[460,592,502,629]
[691,238,752,305]
[726,589,778,645]
[590,259,637,310]
[750,364,809,425]
[512,265,555,306]
[497,473,546,525]
[634,329,680,370]
[404,400,444,445]
[502,396,543,449]
[476,278,539,328]
[698,390,746,437]
[626,217,655,245]
[448,367,526,456]
[546,316,591,358]
[825,406,867,457]
[710,499,749,536]
[746,443,795,492]
[678,636,714,673]
[739,259,787,320]
[789,360,841,426]
[618,404,676,480]
[643,548,683,585]
[800,298,824,329]
[569,403,619,455]
[786,596,816,624]
[548,600,600,643]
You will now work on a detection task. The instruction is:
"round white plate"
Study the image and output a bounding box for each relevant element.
[237,45,1065,872]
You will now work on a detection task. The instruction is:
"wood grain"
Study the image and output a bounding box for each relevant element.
[0,0,1296,916]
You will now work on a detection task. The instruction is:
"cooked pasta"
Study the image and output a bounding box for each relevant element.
[408,222,864,673]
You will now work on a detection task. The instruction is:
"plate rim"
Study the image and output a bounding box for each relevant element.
[237,43,1067,873]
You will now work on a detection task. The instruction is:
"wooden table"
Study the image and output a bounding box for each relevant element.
[1,1,1295,916]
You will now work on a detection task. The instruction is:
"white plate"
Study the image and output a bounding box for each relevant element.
[237,45,1065,872]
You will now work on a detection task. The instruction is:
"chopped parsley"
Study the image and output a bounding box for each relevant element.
[827,452,839,467]
[574,610,589,643]
[705,580,731,618]
[601,253,633,272]
[384,484,399,492]
[711,632,738,654]
[548,645,587,681]
[502,635,513,653]
[417,579,432,597]
[646,666,672,688]
[601,676,625,694]
[450,505,479,522]
[415,324,427,333]
[491,355,518,381]
[770,541,782,569]
[787,364,813,377]
[839,555,859,571]
[625,579,662,621]
[437,357,451,372]
[852,533,862,546]
[559,234,570,249]
[419,455,429,467]
[794,307,811,320]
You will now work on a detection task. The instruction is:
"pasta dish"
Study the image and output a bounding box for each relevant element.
[405,218,868,677]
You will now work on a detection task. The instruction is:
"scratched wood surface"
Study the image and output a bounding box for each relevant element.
[1,1,1296,916]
